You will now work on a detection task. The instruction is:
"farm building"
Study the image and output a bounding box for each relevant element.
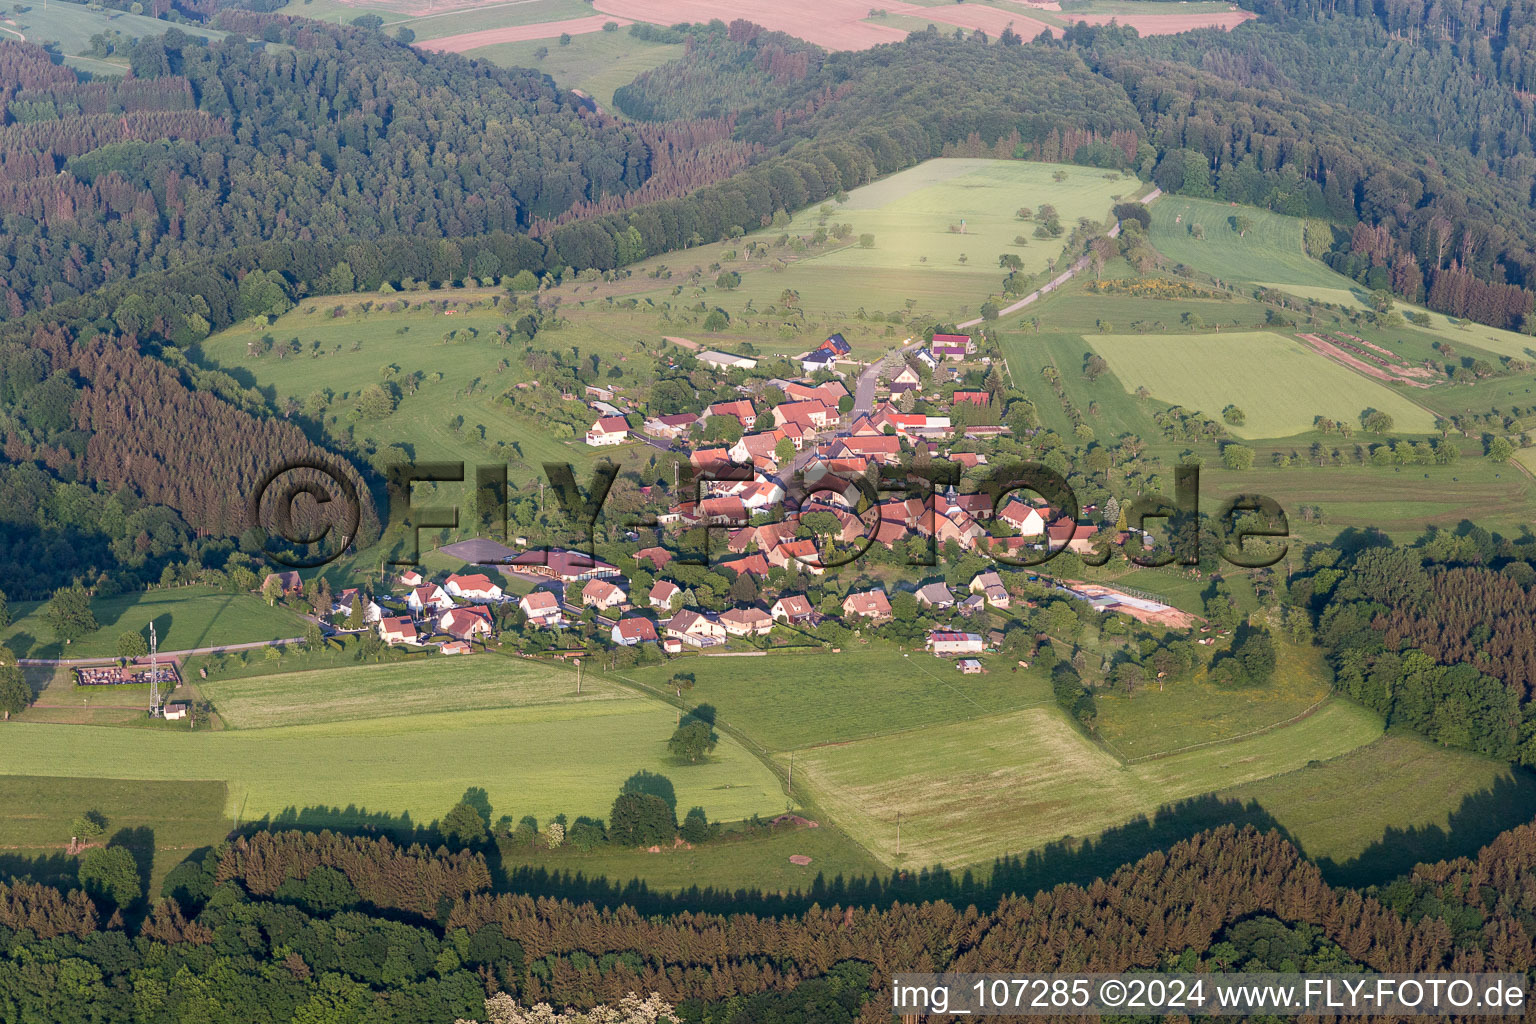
[662,636,684,654]
[399,569,424,588]
[929,631,985,656]
[697,350,758,370]
[444,573,504,603]
[612,616,659,646]
[441,640,473,655]
[507,549,620,582]
[643,412,699,440]
[957,659,983,674]
[585,415,630,446]
[931,333,973,360]
[997,498,1048,537]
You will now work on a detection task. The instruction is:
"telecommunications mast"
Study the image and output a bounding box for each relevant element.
[147,622,161,717]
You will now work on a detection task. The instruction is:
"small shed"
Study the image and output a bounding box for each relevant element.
[957,659,983,674]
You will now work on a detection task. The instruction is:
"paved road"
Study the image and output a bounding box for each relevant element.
[852,339,925,418]
[956,187,1162,330]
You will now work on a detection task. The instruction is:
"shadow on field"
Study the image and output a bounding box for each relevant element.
[241,804,440,846]
[0,851,78,889]
[1311,769,1536,888]
[492,794,1290,918]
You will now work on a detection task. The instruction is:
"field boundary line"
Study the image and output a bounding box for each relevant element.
[1118,691,1337,766]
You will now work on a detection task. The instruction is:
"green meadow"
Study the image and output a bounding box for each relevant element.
[0,701,783,831]
[786,699,1383,867]
[465,31,685,109]
[0,585,308,661]
[1086,331,1438,438]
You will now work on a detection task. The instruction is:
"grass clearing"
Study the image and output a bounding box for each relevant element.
[1086,331,1437,438]
[464,31,684,109]
[1148,197,1348,291]
[787,698,1382,867]
[0,585,308,661]
[1,4,224,71]
[1221,733,1536,885]
[202,656,634,729]
[1094,640,1334,761]
[619,648,1053,751]
[0,775,229,892]
[0,702,783,832]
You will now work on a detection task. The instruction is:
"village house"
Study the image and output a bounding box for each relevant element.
[1047,521,1101,554]
[770,594,815,624]
[891,363,920,388]
[332,589,383,624]
[438,605,494,641]
[699,495,749,526]
[957,594,986,616]
[705,399,757,430]
[914,348,939,371]
[784,380,848,405]
[611,616,659,646]
[969,571,1010,608]
[914,581,955,609]
[841,589,892,622]
[767,538,824,575]
[666,608,727,646]
[721,553,771,578]
[261,570,303,595]
[718,605,774,636]
[633,546,673,570]
[377,615,419,646]
[444,573,504,604]
[929,630,985,656]
[518,591,565,628]
[581,578,626,612]
[649,579,681,610]
[800,348,838,374]
[997,498,1048,537]
[931,333,974,360]
[951,390,989,407]
[407,583,455,616]
[585,415,631,446]
[818,332,852,357]
[730,432,785,468]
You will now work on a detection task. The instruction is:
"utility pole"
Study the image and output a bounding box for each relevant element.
[896,810,901,857]
[575,657,582,694]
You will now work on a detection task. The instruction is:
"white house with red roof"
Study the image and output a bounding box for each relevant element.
[718,605,773,636]
[444,573,504,604]
[586,415,631,446]
[611,616,659,646]
[407,583,455,616]
[998,498,1048,537]
[770,594,815,623]
[438,605,493,641]
[928,630,985,656]
[398,569,424,588]
[581,578,626,612]
[377,615,419,646]
[649,579,681,610]
[842,589,892,621]
[518,591,565,628]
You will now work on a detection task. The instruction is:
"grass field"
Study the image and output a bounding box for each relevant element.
[202,656,631,728]
[785,159,1131,283]
[192,295,612,484]
[1094,640,1333,761]
[1148,198,1349,292]
[275,0,593,38]
[619,649,1053,751]
[786,698,1382,867]
[1221,733,1536,885]
[0,775,229,891]
[500,819,884,894]
[0,699,783,832]
[0,585,308,661]
[464,30,683,108]
[1085,331,1438,438]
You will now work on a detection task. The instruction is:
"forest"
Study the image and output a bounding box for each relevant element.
[4,818,1536,1020]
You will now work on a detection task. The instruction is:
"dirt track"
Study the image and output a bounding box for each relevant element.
[419,14,631,51]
